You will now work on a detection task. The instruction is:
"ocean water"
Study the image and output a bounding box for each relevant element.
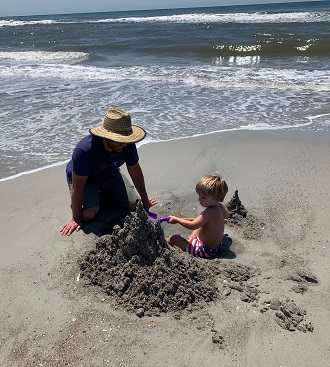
[0,1,329,180]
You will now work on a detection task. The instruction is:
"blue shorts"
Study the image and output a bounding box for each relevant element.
[67,172,138,209]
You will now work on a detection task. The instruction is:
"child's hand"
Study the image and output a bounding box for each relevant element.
[168,216,178,224]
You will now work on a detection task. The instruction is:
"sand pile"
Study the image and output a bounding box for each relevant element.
[226,190,248,220]
[260,298,314,333]
[79,202,219,317]
[78,202,260,317]
[226,190,265,239]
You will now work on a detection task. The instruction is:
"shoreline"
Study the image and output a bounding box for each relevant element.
[1,128,329,182]
[1,129,329,367]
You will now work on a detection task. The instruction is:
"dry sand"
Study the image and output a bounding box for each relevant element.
[1,130,330,367]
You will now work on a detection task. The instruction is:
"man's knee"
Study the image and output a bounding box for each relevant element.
[82,207,99,222]
[126,200,138,211]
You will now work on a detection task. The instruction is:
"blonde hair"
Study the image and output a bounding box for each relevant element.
[195,174,228,202]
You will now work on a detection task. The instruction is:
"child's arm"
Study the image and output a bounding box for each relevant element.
[168,213,206,230]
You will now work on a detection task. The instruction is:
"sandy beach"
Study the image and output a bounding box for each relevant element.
[1,129,329,367]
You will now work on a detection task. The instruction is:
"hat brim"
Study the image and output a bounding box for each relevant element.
[89,125,146,143]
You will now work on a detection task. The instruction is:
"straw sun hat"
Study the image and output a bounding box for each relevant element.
[89,108,146,143]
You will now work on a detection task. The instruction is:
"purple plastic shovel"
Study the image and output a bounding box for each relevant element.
[147,210,196,223]
[146,210,170,223]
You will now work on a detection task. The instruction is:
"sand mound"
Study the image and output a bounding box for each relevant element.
[78,202,259,317]
[226,190,248,220]
[79,203,219,316]
[226,190,265,239]
[260,298,314,333]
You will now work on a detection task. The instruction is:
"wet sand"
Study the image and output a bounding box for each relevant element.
[0,130,329,366]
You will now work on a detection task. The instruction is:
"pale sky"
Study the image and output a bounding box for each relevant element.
[0,0,319,17]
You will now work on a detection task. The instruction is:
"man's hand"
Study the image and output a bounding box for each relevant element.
[143,197,158,210]
[60,219,81,236]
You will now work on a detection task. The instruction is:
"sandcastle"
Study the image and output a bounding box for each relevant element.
[78,202,219,317]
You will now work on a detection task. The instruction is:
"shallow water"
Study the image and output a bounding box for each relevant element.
[0,1,329,180]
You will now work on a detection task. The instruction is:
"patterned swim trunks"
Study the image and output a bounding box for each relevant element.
[186,237,221,258]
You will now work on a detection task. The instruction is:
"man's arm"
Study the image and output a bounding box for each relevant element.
[126,162,156,209]
[60,173,87,236]
[222,204,229,220]
[71,173,88,221]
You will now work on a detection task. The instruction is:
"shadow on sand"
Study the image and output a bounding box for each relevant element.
[212,234,237,260]
[80,202,131,237]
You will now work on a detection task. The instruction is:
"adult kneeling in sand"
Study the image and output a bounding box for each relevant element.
[61,108,157,236]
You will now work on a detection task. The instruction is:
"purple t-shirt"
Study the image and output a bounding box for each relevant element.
[66,134,139,184]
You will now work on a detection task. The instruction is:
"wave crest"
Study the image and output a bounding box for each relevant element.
[1,11,329,28]
[0,51,89,63]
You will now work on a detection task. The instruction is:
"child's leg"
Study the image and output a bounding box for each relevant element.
[166,235,188,252]
[189,229,199,240]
